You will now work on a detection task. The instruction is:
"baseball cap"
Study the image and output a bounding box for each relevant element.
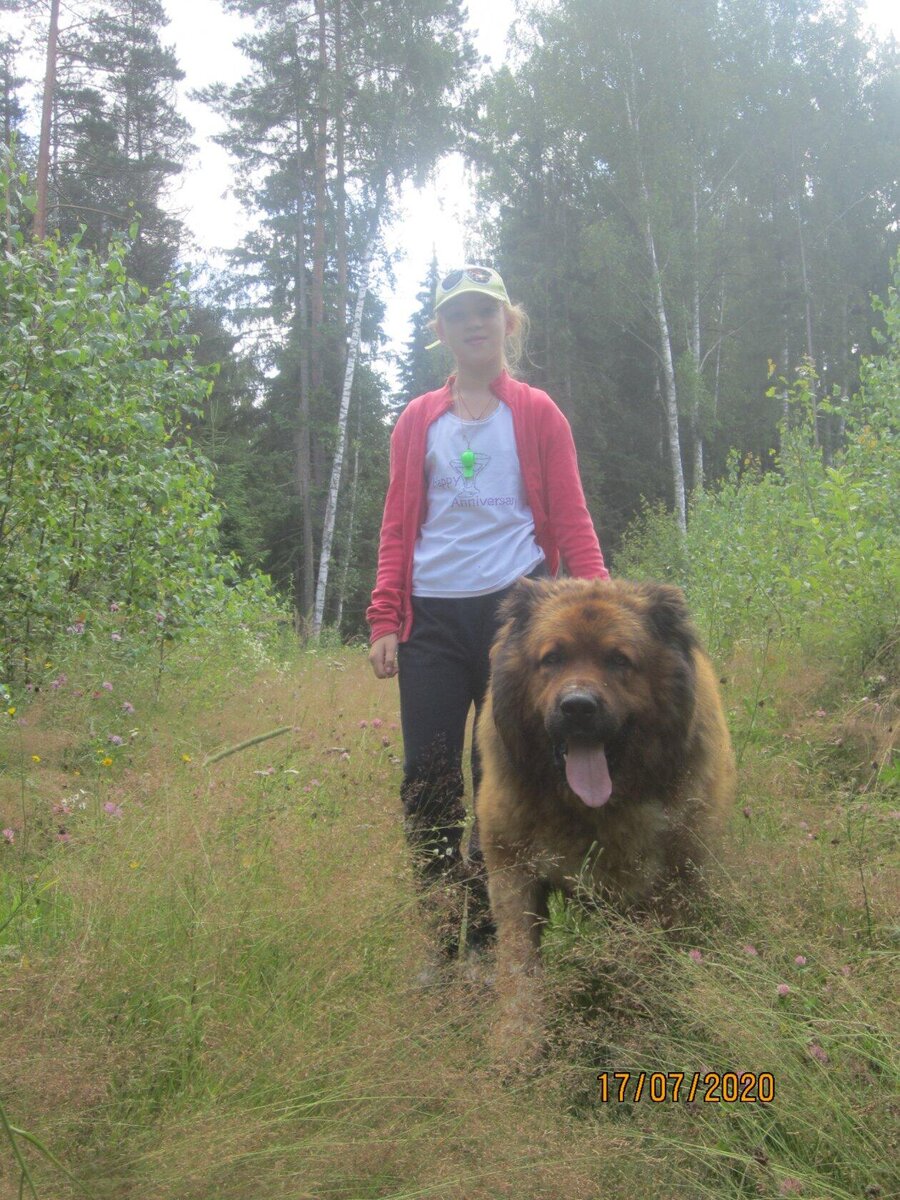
[433,265,510,313]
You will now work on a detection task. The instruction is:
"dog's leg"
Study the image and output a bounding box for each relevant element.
[487,864,549,1063]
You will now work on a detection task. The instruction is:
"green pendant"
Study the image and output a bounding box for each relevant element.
[460,449,475,479]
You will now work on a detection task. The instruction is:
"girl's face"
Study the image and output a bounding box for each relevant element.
[435,293,511,374]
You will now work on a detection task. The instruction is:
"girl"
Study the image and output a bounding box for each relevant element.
[367,265,608,964]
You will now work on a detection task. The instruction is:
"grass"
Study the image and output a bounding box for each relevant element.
[0,625,897,1200]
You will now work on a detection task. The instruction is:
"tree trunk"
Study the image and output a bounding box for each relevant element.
[293,168,315,631]
[690,179,704,493]
[623,49,686,534]
[34,0,61,241]
[334,0,348,342]
[335,436,360,631]
[313,190,384,636]
[311,0,328,395]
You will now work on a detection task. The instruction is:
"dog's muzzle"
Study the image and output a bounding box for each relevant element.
[547,688,616,809]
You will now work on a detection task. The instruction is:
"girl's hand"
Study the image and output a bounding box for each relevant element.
[369,633,399,679]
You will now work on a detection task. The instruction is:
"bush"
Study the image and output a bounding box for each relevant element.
[0,157,285,678]
[616,265,900,669]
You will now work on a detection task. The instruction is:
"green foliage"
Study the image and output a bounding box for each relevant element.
[617,270,900,668]
[0,158,283,677]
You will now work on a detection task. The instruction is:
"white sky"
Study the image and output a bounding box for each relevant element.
[10,0,897,376]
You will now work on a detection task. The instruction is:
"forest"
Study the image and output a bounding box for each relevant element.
[1,0,897,647]
[0,4,898,1197]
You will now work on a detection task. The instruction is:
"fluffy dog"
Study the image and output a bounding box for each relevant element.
[476,577,735,1042]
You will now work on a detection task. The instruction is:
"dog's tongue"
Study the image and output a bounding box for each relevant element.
[565,743,613,807]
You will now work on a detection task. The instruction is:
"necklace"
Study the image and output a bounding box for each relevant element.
[454,383,497,423]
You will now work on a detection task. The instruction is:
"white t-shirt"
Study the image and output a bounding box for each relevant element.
[411,403,545,597]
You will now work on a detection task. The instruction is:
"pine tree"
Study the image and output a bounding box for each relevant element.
[203,0,476,628]
[52,0,191,287]
[395,254,448,412]
[0,34,27,149]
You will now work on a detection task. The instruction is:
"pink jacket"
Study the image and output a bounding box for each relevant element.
[367,371,609,643]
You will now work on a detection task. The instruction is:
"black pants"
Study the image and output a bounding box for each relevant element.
[397,565,547,955]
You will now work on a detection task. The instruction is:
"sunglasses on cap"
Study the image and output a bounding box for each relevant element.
[433,265,510,313]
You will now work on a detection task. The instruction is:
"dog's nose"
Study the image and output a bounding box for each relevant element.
[560,691,599,719]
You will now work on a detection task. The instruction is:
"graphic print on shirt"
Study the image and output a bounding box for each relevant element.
[449,450,490,495]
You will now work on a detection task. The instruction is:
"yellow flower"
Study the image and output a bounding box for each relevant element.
[7,707,15,717]
[31,755,41,764]
[181,754,192,763]
[129,860,139,870]
[101,756,113,767]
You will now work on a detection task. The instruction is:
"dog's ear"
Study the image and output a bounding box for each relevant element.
[495,575,546,634]
[641,583,698,657]
[489,578,546,764]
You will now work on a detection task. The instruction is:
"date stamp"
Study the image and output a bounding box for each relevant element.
[597,1071,775,1104]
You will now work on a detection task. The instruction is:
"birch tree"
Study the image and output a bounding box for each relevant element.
[206,0,475,629]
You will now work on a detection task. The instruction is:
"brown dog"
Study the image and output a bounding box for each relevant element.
[476,578,735,1043]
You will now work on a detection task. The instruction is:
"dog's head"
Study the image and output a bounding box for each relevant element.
[490,578,698,807]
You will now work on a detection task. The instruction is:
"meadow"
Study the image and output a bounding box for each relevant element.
[0,598,896,1200]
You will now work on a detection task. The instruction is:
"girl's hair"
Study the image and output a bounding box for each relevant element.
[502,302,530,375]
[427,300,532,377]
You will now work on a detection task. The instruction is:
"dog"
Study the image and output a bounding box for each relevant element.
[475,577,736,1046]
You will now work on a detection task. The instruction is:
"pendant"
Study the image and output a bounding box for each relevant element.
[460,448,476,479]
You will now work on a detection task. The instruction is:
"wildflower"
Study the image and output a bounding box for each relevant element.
[156,611,166,624]
[371,718,384,729]
[808,1042,829,1065]
[742,944,759,956]
[129,860,139,869]
[779,1179,803,1195]
[181,754,192,763]
[102,681,113,692]
[108,734,124,746]
[50,674,67,689]
[57,831,71,844]
[814,709,827,719]
[109,601,120,613]
[688,949,704,963]
[7,707,15,717]
[358,720,368,729]
[103,802,123,819]
[67,621,85,635]
[840,965,851,977]
[101,756,113,767]
[794,955,807,966]
[122,701,135,714]
[2,829,14,844]
[777,983,791,998]
[742,806,752,819]
[31,755,41,764]
[111,632,122,643]
[253,767,275,777]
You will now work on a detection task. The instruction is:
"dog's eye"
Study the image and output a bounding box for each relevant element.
[540,649,564,668]
[606,651,633,671]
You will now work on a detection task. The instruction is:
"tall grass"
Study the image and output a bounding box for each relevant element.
[1,597,897,1198]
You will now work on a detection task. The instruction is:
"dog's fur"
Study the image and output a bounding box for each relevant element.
[476,577,735,1042]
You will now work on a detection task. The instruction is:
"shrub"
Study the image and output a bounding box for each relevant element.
[0,157,285,678]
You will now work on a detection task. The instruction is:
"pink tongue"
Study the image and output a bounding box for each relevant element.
[565,743,613,807]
